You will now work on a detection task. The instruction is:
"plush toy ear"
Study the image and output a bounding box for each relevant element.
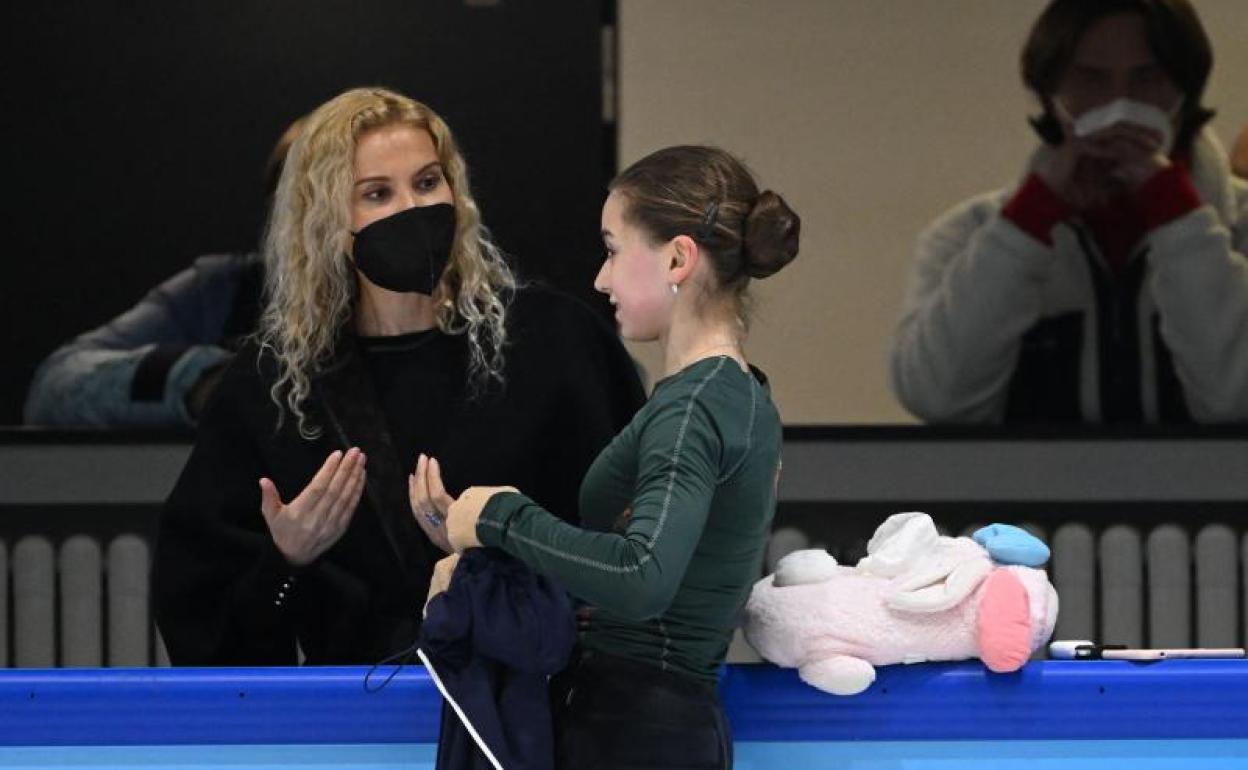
[857,512,939,577]
[972,524,1050,567]
[885,556,992,613]
[977,568,1034,672]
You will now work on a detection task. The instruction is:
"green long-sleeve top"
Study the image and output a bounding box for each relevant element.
[477,355,782,682]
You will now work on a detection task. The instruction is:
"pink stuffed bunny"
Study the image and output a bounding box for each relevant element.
[743,512,1058,695]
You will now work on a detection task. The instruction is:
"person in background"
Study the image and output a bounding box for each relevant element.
[154,87,643,665]
[415,145,800,770]
[1232,124,1248,180]
[891,0,1248,424]
[21,119,305,428]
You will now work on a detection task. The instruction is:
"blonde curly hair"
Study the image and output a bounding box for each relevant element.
[259,87,515,437]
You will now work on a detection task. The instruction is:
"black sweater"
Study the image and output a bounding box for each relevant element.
[154,286,644,665]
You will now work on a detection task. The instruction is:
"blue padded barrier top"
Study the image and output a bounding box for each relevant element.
[1,660,1245,746]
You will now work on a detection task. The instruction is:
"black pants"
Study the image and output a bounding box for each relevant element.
[550,649,732,770]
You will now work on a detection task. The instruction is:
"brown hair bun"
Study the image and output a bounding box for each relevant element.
[742,190,800,279]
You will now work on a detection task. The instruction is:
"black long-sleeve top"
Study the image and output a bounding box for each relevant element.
[154,285,644,665]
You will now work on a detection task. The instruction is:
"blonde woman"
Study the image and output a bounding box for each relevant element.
[154,87,643,665]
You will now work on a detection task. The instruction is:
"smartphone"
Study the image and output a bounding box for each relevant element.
[1049,639,1246,660]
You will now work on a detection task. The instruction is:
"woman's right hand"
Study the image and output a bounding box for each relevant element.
[259,448,367,566]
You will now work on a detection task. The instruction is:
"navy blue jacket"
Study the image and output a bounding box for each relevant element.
[419,548,575,770]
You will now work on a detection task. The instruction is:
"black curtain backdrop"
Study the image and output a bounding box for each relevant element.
[3,0,615,424]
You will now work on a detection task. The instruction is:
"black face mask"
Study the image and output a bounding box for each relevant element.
[351,203,456,295]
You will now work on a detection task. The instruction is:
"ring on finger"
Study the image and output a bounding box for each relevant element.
[421,508,444,527]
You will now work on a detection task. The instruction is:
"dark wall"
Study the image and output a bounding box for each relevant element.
[3,0,614,423]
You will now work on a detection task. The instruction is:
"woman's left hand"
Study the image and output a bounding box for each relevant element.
[413,454,517,553]
[409,454,455,553]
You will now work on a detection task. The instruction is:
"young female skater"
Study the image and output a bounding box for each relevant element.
[416,144,800,769]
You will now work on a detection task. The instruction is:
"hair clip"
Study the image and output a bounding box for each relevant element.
[696,200,720,241]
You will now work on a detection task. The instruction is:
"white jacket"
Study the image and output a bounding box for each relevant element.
[891,130,1248,423]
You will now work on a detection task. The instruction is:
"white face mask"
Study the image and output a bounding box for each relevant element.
[1056,97,1182,155]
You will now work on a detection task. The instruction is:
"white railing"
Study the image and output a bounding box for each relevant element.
[1,534,168,667]
[1048,521,1247,647]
